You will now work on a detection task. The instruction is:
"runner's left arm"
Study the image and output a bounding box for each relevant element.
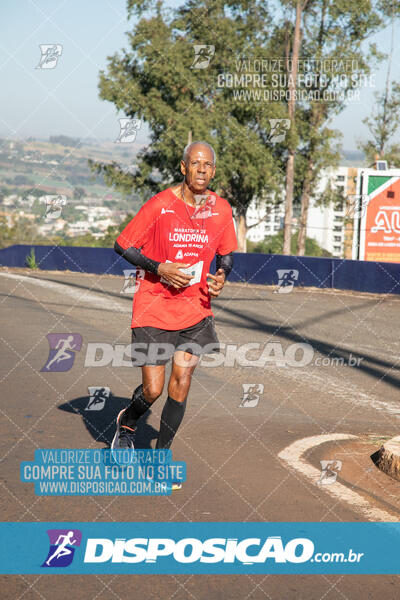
[215,252,233,278]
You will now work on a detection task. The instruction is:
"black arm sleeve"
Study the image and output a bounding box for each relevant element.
[216,252,233,278]
[114,241,160,275]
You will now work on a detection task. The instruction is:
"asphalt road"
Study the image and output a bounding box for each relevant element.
[1,267,400,599]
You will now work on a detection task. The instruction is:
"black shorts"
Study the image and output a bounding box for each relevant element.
[130,316,219,366]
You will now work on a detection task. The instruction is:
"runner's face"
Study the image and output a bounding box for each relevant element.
[181,146,215,193]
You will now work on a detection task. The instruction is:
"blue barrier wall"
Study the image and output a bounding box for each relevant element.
[0,245,127,276]
[0,244,399,295]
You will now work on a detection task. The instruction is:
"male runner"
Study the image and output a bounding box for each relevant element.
[111,141,237,473]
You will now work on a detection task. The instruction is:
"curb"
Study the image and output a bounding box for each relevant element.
[376,436,400,481]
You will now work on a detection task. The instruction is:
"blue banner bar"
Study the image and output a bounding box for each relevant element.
[1,522,399,574]
[20,449,186,496]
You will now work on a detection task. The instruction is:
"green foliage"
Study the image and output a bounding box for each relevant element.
[0,216,40,249]
[248,230,332,257]
[313,179,346,209]
[25,248,38,269]
[92,0,284,224]
[358,82,400,167]
[90,0,390,255]
[290,1,384,193]
[100,214,134,246]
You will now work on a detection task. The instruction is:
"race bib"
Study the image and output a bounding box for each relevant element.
[160,261,203,287]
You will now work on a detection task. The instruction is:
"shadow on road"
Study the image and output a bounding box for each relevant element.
[214,303,400,391]
[58,395,158,449]
[27,274,400,391]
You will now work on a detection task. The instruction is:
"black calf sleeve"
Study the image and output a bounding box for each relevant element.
[155,396,187,449]
[120,384,152,429]
[216,252,233,278]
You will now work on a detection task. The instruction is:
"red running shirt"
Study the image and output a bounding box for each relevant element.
[116,188,238,329]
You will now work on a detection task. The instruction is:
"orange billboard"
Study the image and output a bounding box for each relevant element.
[359,174,400,263]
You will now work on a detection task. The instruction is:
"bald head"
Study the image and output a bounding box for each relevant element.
[180,141,216,194]
[183,141,216,166]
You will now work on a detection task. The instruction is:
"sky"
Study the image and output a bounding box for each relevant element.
[0,0,399,153]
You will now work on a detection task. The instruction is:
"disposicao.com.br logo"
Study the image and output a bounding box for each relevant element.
[0,523,374,574]
[83,536,363,565]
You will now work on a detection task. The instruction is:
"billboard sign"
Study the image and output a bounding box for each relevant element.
[357,171,400,263]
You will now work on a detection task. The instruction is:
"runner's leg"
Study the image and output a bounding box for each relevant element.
[156,351,198,449]
[142,365,166,403]
[120,365,165,429]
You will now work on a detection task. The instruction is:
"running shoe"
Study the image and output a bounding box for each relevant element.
[145,475,182,492]
[170,482,182,491]
[111,409,136,451]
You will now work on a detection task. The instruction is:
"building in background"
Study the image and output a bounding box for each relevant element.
[244,167,357,255]
[245,202,285,243]
[306,166,358,258]
[223,162,400,263]
[304,163,400,262]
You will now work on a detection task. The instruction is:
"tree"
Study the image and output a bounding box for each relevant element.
[295,0,385,254]
[0,216,41,249]
[99,214,134,247]
[272,0,387,256]
[358,1,400,166]
[359,83,400,166]
[91,0,392,256]
[281,0,310,255]
[90,0,283,252]
[248,229,331,257]
[265,0,394,256]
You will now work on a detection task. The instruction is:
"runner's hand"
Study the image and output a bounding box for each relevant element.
[207,268,226,297]
[157,262,193,289]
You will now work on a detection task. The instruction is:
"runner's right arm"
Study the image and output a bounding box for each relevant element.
[114,241,192,288]
[114,241,160,275]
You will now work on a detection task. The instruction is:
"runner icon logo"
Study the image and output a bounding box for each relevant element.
[40,333,82,372]
[190,45,215,69]
[239,383,264,408]
[275,269,299,294]
[268,119,291,144]
[192,194,216,219]
[115,118,142,143]
[345,194,370,220]
[36,44,63,69]
[85,387,110,411]
[42,529,82,568]
[44,194,67,219]
[121,269,145,294]
[318,460,342,485]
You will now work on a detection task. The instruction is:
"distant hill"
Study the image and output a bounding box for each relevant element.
[340,149,367,167]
